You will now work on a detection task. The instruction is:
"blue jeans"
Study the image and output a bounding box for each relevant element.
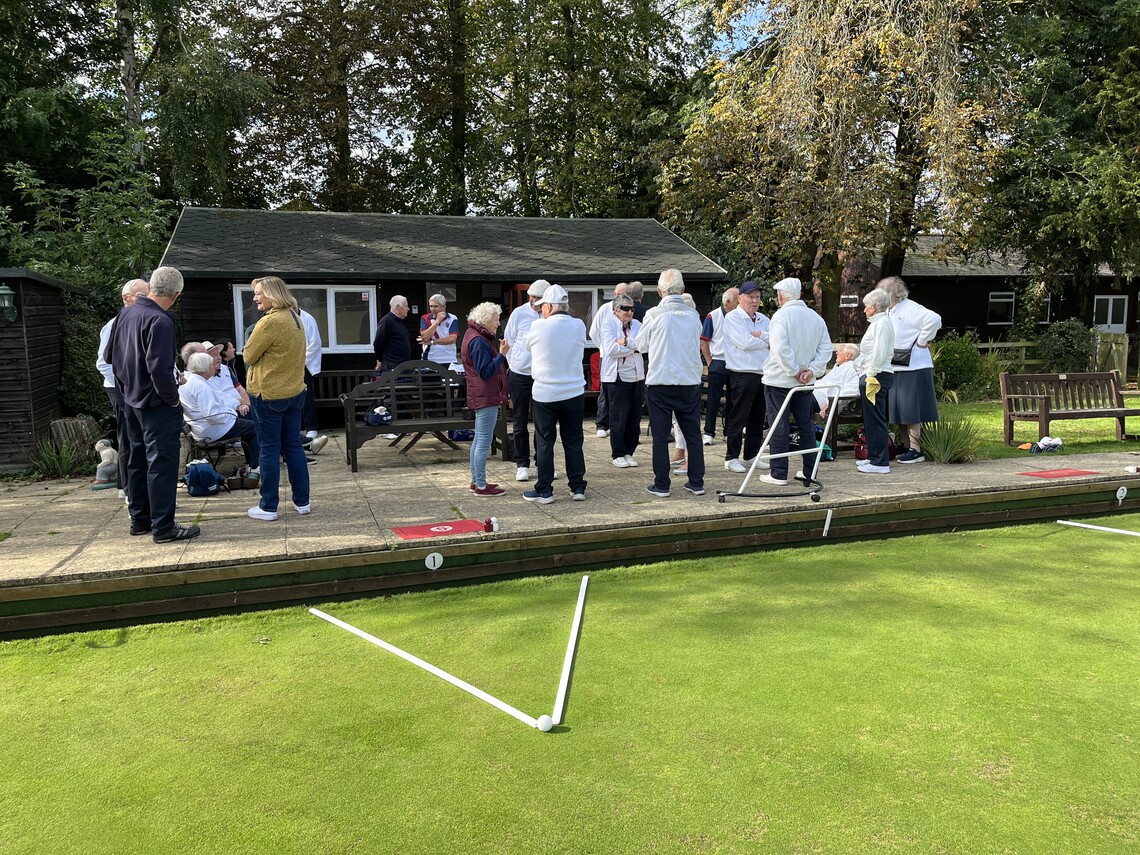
[251,390,310,512]
[123,403,183,534]
[470,406,499,488]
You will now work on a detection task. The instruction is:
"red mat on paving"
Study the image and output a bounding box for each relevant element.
[1018,468,1100,479]
[393,519,487,540]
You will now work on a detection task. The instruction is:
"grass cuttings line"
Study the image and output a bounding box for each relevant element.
[2,514,1138,854]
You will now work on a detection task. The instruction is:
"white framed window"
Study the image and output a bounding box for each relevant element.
[1093,294,1127,333]
[987,291,1015,326]
[1038,293,1052,326]
[234,284,377,353]
[567,286,624,346]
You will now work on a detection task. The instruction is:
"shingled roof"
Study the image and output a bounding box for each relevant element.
[161,208,727,283]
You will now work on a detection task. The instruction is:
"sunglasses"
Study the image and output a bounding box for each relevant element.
[615,305,634,312]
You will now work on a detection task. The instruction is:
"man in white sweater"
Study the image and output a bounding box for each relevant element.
[503,279,549,482]
[517,284,588,503]
[761,277,833,485]
[721,280,771,472]
[636,268,705,498]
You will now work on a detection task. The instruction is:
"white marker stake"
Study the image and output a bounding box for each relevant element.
[309,608,541,730]
[553,575,589,726]
[822,509,834,538]
[1057,520,1140,538]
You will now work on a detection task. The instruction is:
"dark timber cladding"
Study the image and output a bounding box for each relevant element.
[160,208,728,284]
[0,269,87,471]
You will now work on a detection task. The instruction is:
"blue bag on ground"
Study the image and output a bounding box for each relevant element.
[185,459,227,496]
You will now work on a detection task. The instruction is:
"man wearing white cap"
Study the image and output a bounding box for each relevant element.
[503,279,549,481]
[516,284,588,503]
[722,280,770,472]
[760,277,832,486]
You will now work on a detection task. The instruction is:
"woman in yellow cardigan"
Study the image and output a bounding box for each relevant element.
[244,276,310,520]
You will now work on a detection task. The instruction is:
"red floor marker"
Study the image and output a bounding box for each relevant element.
[393,519,488,540]
[1018,469,1100,479]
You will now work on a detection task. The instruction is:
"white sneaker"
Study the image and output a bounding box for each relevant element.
[612,456,630,468]
[248,506,279,521]
[794,470,807,481]
[856,459,873,469]
[596,428,609,437]
[292,502,311,515]
[305,430,318,440]
[759,473,789,486]
[702,434,714,445]
[515,466,530,482]
[743,456,770,470]
[624,455,639,468]
[673,466,688,475]
[724,459,746,473]
[859,463,890,474]
[117,489,126,499]
[307,435,329,454]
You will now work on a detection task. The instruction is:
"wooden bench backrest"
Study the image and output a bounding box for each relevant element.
[1000,371,1123,412]
[341,361,469,422]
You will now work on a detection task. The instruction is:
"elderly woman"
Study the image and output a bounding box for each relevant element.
[600,294,645,468]
[877,276,942,463]
[854,289,895,474]
[460,302,510,496]
[179,351,261,472]
[243,276,310,520]
[813,342,861,417]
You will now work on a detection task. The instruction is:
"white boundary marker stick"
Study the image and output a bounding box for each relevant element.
[1056,520,1140,538]
[553,575,589,726]
[309,608,542,730]
[822,509,834,538]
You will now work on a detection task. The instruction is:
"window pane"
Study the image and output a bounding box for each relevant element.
[1093,298,1109,326]
[294,288,329,347]
[238,288,259,346]
[1111,298,1126,325]
[567,290,593,323]
[987,292,1015,325]
[335,290,372,346]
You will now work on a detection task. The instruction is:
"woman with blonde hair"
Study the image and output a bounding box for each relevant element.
[460,302,510,496]
[244,276,310,520]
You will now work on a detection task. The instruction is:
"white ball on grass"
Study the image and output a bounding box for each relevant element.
[537,715,553,732]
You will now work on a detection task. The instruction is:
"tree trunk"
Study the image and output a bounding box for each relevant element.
[879,109,928,279]
[446,0,468,215]
[116,0,142,130]
[560,3,579,216]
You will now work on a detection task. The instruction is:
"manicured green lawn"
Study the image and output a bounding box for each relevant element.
[3,514,1139,853]
[941,395,1140,459]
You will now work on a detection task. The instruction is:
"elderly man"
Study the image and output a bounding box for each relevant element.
[700,286,739,445]
[627,280,647,322]
[761,277,832,486]
[297,306,324,441]
[503,279,550,481]
[105,266,201,543]
[636,269,705,497]
[722,280,771,473]
[179,352,261,471]
[588,282,628,437]
[373,295,412,373]
[517,284,588,503]
[420,293,459,366]
[96,277,150,496]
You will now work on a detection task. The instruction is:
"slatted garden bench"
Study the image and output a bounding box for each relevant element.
[340,360,509,472]
[999,370,1140,445]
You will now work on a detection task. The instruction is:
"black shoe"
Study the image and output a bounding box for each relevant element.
[153,523,201,543]
[129,522,152,536]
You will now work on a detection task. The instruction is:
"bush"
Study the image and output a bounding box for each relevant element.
[60,293,114,420]
[932,332,983,399]
[1037,318,1094,373]
[920,417,984,463]
[29,437,96,480]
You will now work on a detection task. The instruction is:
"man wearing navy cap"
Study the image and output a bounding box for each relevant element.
[721,280,771,473]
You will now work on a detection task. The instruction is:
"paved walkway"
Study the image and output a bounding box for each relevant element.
[1,426,1138,589]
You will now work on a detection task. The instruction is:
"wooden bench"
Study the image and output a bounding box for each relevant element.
[1000,370,1140,445]
[340,360,509,472]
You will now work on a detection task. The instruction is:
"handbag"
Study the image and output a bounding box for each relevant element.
[854,428,897,461]
[891,336,920,367]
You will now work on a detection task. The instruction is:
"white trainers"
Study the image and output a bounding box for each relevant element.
[743,456,770,470]
[596,428,609,437]
[612,456,630,468]
[248,506,278,521]
[724,459,746,473]
[292,502,311,515]
[856,458,873,468]
[794,470,807,481]
[702,434,714,445]
[759,473,789,486]
[624,455,639,467]
[515,466,530,481]
[859,463,890,474]
[307,435,329,454]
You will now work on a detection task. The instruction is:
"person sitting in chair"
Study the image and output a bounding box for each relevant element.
[813,342,861,418]
[179,351,261,473]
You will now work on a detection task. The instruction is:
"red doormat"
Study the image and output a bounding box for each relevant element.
[393,519,487,540]
[1018,468,1100,479]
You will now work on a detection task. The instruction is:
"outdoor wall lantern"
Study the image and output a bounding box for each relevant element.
[0,285,16,322]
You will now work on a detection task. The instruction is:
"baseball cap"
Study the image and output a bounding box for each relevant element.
[739,281,761,295]
[535,284,568,306]
[527,279,551,298]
